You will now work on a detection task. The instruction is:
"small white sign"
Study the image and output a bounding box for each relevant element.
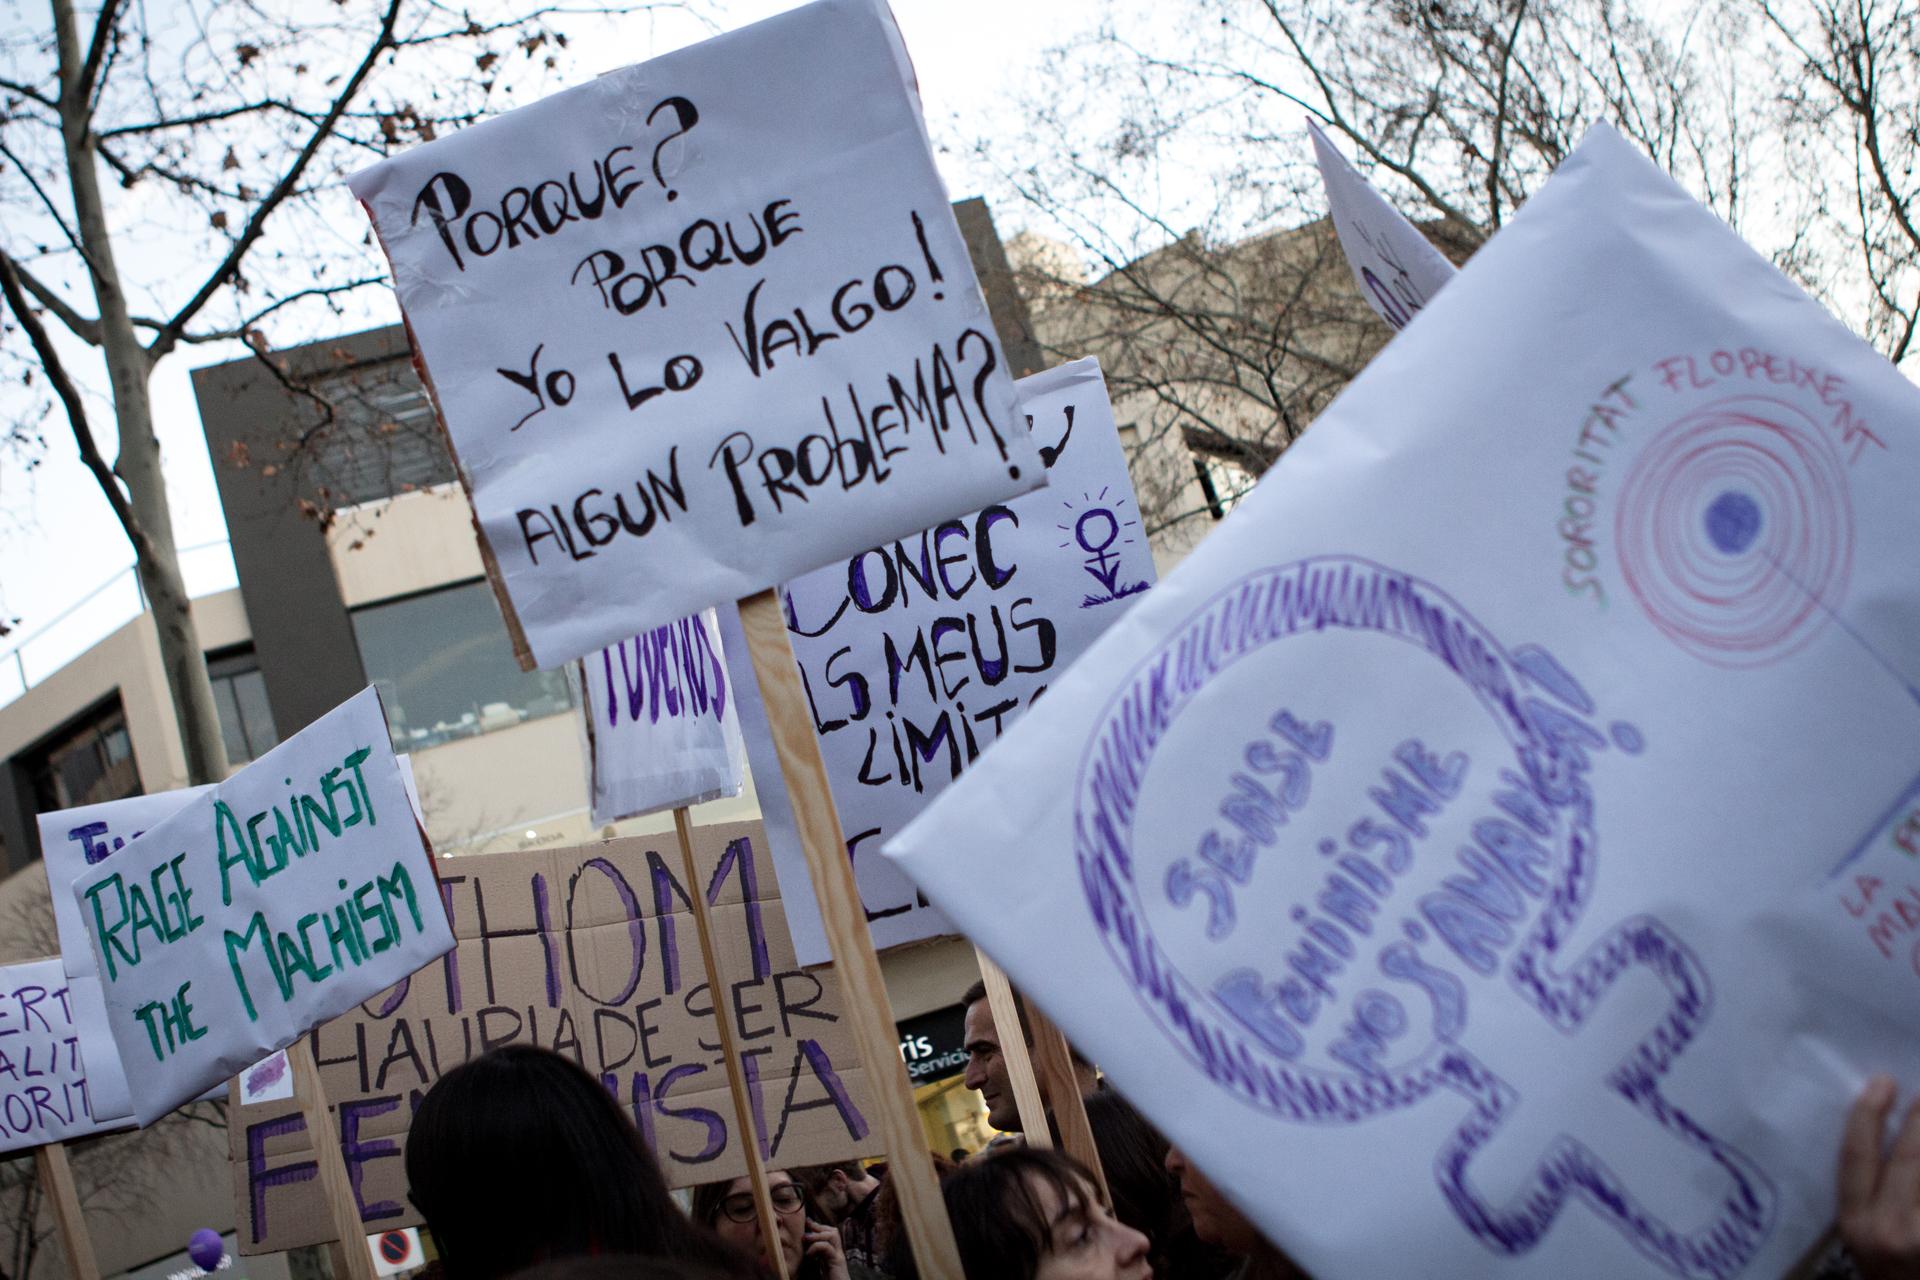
[584,610,745,824]
[369,1227,422,1276]
[0,958,122,1152]
[349,0,1043,667]
[1309,119,1457,330]
[72,688,453,1124]
[735,359,1154,961]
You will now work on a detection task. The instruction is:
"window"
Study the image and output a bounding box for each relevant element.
[208,649,279,766]
[309,358,455,507]
[351,580,574,750]
[29,697,142,814]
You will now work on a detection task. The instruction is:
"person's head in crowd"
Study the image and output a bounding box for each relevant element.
[1163,1146,1307,1280]
[692,1169,849,1280]
[406,1046,744,1280]
[961,979,1099,1132]
[872,1150,959,1280]
[792,1160,881,1226]
[943,1145,1151,1280]
[1084,1093,1231,1279]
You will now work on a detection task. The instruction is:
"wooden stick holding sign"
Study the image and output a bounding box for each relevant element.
[672,806,791,1280]
[34,1144,99,1280]
[737,588,963,1280]
[973,950,1050,1147]
[288,1036,378,1280]
[1024,1001,1106,1202]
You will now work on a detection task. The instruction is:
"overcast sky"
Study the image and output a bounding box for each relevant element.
[0,0,1110,688]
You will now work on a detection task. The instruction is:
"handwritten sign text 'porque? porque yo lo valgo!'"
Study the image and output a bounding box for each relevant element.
[348,0,1044,670]
[71,687,453,1124]
[888,125,1920,1280]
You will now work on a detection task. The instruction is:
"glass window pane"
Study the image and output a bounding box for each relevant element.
[351,581,574,750]
[211,671,250,765]
[231,669,279,761]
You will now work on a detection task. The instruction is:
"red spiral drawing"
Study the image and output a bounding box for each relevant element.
[1615,395,1853,668]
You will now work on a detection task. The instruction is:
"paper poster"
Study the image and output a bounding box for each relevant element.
[71,687,454,1125]
[887,125,1920,1279]
[583,610,745,825]
[0,958,122,1152]
[1309,120,1457,331]
[226,821,880,1253]
[348,0,1044,669]
[729,360,1156,962]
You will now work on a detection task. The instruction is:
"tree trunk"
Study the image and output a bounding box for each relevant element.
[53,0,230,786]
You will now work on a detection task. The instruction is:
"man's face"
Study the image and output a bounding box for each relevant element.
[961,999,1020,1131]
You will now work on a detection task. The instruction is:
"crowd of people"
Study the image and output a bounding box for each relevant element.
[395,985,1920,1280]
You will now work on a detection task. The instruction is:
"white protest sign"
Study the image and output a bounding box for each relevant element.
[583,610,745,825]
[0,958,121,1152]
[888,124,1920,1279]
[1309,119,1457,331]
[731,359,1154,961]
[72,687,453,1124]
[348,0,1043,669]
[39,786,213,1122]
[41,787,214,982]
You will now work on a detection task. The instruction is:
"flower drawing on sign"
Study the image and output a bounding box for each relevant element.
[1059,487,1148,609]
[1071,557,1777,1278]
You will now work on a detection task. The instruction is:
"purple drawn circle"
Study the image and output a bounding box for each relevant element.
[1072,557,1603,1122]
[1615,396,1852,668]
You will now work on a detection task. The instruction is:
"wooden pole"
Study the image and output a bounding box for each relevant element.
[1025,1001,1107,1202]
[673,806,791,1280]
[33,1144,99,1280]
[736,589,962,1280]
[286,1038,377,1280]
[972,949,1049,1147]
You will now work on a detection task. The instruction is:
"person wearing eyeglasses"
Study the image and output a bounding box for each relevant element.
[692,1169,853,1280]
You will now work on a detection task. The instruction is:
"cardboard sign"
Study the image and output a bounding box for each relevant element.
[71,688,453,1124]
[348,0,1044,669]
[227,820,880,1254]
[729,360,1155,961]
[583,610,745,825]
[888,125,1920,1280]
[0,958,122,1152]
[1309,120,1457,331]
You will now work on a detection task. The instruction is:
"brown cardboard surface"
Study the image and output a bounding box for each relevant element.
[228,821,880,1253]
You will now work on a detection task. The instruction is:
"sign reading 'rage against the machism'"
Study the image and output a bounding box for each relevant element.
[733,360,1155,962]
[890,126,1920,1280]
[71,687,453,1124]
[349,0,1043,668]
[227,821,879,1253]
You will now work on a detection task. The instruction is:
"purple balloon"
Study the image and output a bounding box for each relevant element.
[187,1229,224,1273]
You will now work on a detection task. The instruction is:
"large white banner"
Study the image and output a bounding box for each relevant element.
[1309,120,1457,331]
[0,958,124,1152]
[889,125,1920,1279]
[732,359,1154,962]
[349,0,1043,669]
[71,688,453,1124]
[583,611,745,825]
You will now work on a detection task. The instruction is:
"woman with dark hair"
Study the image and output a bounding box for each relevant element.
[1084,1092,1235,1279]
[942,1146,1151,1280]
[691,1169,851,1280]
[406,1046,746,1280]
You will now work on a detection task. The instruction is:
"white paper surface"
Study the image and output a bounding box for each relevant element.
[733,359,1155,962]
[584,610,745,825]
[348,0,1043,668]
[0,958,123,1152]
[71,688,453,1124]
[887,125,1920,1279]
[1309,120,1458,331]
